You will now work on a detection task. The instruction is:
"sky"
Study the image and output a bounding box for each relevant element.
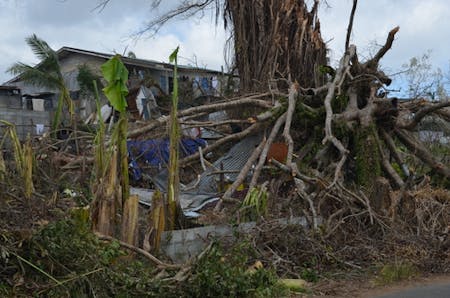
[0,0,449,96]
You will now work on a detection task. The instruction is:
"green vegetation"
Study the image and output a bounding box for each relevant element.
[299,267,319,283]
[331,94,349,113]
[0,121,34,199]
[101,54,130,203]
[426,142,450,187]
[90,55,132,239]
[355,124,381,188]
[376,261,418,285]
[0,220,286,297]
[8,34,74,132]
[401,51,447,100]
[1,10,449,298]
[77,63,103,97]
[185,242,287,297]
[2,219,171,297]
[167,46,183,229]
[240,184,269,221]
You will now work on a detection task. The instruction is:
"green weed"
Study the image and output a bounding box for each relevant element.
[376,261,418,285]
[184,241,287,297]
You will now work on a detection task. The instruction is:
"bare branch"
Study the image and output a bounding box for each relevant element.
[221,138,266,201]
[179,94,273,117]
[398,100,450,130]
[283,83,300,167]
[380,153,405,189]
[376,130,405,188]
[95,233,180,269]
[294,177,319,229]
[365,26,400,68]
[435,108,450,122]
[345,0,358,51]
[395,129,450,178]
[270,159,320,186]
[137,0,217,36]
[180,122,261,166]
[179,119,248,128]
[379,128,410,177]
[92,0,111,12]
[322,45,355,184]
[128,94,273,139]
[249,112,287,190]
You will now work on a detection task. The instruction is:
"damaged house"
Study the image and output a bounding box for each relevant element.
[2,46,245,216]
[4,46,228,137]
[0,85,51,140]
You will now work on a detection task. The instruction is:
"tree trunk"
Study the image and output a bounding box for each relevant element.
[225,0,327,92]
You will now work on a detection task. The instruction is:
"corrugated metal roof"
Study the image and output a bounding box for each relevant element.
[0,85,20,90]
[57,47,223,75]
[6,46,226,86]
[146,134,262,215]
[153,135,263,194]
[196,134,263,193]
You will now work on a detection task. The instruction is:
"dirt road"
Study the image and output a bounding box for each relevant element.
[365,275,450,298]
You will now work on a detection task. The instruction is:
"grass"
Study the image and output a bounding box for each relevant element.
[375,261,418,285]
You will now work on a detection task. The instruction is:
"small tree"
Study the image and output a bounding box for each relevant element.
[77,64,104,99]
[401,51,448,100]
[8,34,74,132]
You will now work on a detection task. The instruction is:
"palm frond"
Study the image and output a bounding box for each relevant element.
[11,34,71,132]
[25,34,55,62]
[8,62,60,89]
[7,62,34,76]
[26,34,61,77]
[77,64,103,95]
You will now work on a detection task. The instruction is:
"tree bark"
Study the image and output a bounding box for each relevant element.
[395,129,450,178]
[225,0,327,92]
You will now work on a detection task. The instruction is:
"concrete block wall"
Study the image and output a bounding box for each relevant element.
[0,108,51,141]
[160,217,311,264]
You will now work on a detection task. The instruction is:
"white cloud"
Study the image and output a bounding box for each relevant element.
[320,0,450,73]
[0,0,449,92]
[0,1,227,83]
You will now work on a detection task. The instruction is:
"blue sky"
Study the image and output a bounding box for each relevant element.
[0,0,449,97]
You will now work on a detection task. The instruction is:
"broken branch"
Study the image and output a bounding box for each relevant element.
[221,138,266,202]
[95,233,180,269]
[395,129,450,178]
[249,112,287,190]
[180,122,261,166]
[398,99,450,130]
[283,83,299,167]
[365,26,399,68]
[128,94,273,138]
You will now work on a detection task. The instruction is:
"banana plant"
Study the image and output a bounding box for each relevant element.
[0,121,35,199]
[241,182,269,222]
[166,46,184,229]
[0,146,5,181]
[91,55,130,237]
[101,54,130,205]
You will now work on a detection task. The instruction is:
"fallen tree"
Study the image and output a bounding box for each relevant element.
[25,1,448,241]
[1,1,449,295]
[116,0,450,240]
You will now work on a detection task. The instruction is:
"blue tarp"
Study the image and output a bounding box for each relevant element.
[128,138,207,180]
[201,77,210,93]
